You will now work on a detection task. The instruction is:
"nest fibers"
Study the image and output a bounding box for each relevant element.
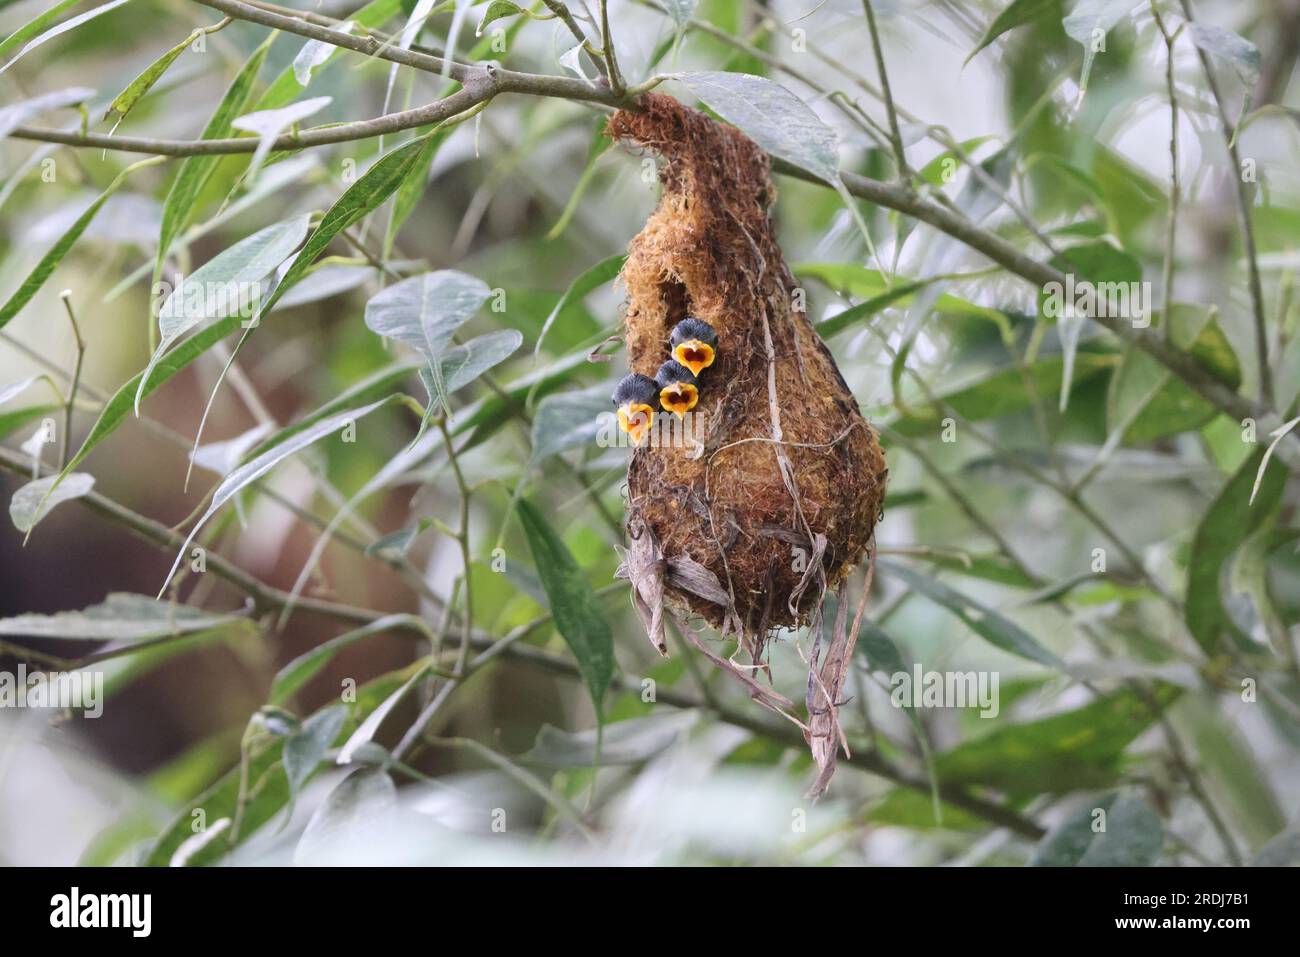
[609,95,888,795]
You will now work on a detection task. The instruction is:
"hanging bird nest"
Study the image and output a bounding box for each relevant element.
[608,94,888,795]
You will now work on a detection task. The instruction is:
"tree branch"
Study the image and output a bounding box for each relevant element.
[773,159,1296,460]
[14,85,490,155]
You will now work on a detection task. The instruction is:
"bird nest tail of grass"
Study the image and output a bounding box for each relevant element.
[607,93,888,796]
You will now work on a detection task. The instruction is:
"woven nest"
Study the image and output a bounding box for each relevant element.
[610,93,886,635]
[608,96,887,794]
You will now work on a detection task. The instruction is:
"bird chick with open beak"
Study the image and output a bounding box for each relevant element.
[669,317,717,377]
[655,359,699,418]
[612,373,659,445]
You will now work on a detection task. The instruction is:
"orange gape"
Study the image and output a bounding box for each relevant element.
[673,341,715,377]
[617,403,655,444]
[659,382,698,418]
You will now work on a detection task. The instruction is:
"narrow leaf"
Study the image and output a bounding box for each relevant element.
[675,70,840,183]
[532,254,625,358]
[966,0,1059,65]
[158,397,404,595]
[156,38,271,274]
[9,472,94,532]
[231,96,331,183]
[137,214,311,413]
[0,0,133,74]
[0,159,159,329]
[517,498,614,719]
[879,559,1065,667]
[0,85,94,142]
[0,593,241,641]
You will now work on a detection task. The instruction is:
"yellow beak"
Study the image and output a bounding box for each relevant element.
[617,403,655,445]
[673,340,715,377]
[659,382,699,419]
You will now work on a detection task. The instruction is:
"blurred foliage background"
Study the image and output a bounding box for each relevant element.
[0,0,1298,866]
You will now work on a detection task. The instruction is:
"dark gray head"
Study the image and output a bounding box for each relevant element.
[611,373,659,408]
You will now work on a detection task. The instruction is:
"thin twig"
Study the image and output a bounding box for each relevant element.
[1177,0,1272,404]
[598,0,626,96]
[1150,2,1182,322]
[56,292,85,472]
[860,0,907,182]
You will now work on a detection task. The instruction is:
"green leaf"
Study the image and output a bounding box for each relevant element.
[384,126,453,257]
[0,0,132,74]
[0,374,57,406]
[532,254,626,358]
[364,270,491,357]
[524,712,698,768]
[9,472,93,533]
[365,522,430,560]
[0,592,243,640]
[335,659,434,763]
[546,123,611,242]
[137,215,311,413]
[231,96,331,182]
[674,71,840,184]
[857,621,909,675]
[878,560,1065,668]
[0,0,83,60]
[295,767,396,862]
[1031,791,1163,865]
[1107,307,1240,444]
[1181,697,1285,846]
[59,313,248,485]
[273,263,375,310]
[517,498,614,719]
[242,362,421,464]
[423,329,522,398]
[365,268,492,419]
[815,281,930,338]
[0,158,158,330]
[0,85,94,142]
[661,0,698,31]
[796,263,1001,321]
[156,38,271,274]
[476,0,526,35]
[1062,0,1140,95]
[159,396,407,595]
[0,404,61,440]
[1188,22,1261,88]
[253,137,430,326]
[292,20,357,87]
[1039,240,1141,410]
[1185,446,1288,655]
[410,329,522,439]
[142,663,417,866]
[282,705,348,817]
[967,0,1060,64]
[270,615,427,706]
[917,136,997,185]
[866,789,985,831]
[892,353,1116,436]
[911,552,1045,589]
[254,0,402,112]
[935,685,1179,797]
[104,32,193,123]
[530,382,610,464]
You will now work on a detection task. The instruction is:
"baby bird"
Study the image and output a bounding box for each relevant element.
[655,360,699,418]
[611,373,659,445]
[669,317,717,378]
